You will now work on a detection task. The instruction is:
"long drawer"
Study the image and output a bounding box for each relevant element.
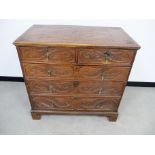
[31,96,120,111]
[27,80,125,96]
[23,63,130,81]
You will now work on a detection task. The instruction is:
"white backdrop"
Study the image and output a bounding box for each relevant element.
[0,19,155,82]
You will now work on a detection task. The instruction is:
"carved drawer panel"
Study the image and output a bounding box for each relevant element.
[27,80,75,94]
[27,80,124,96]
[76,97,120,111]
[78,66,130,81]
[31,96,75,110]
[23,63,74,79]
[77,81,124,96]
[19,47,76,64]
[19,47,47,62]
[31,96,120,111]
[78,48,135,65]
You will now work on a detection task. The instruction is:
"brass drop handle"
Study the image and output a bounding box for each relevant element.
[103,51,111,63]
[99,88,102,95]
[101,72,105,80]
[46,51,50,61]
[45,48,50,61]
[47,70,52,77]
[48,85,53,92]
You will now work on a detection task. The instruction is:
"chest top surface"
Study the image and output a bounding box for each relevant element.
[14,25,140,49]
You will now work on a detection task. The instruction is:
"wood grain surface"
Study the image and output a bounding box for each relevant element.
[14,25,140,121]
[14,25,140,49]
[27,80,125,96]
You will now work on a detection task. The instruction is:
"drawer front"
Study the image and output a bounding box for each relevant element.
[78,66,130,81]
[27,80,124,96]
[31,96,120,111]
[19,47,76,64]
[23,63,74,79]
[77,97,119,111]
[28,80,75,94]
[77,81,124,96]
[78,48,135,65]
[19,47,47,62]
[31,96,75,110]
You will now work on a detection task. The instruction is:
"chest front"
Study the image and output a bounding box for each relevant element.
[14,25,140,121]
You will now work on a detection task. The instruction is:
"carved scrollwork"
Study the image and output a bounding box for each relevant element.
[109,52,132,63]
[78,86,119,95]
[79,66,130,81]
[20,47,48,61]
[24,64,73,78]
[28,81,75,93]
[79,98,118,110]
[82,51,102,59]
[48,82,74,93]
[79,48,134,65]
[77,82,123,96]
[80,67,103,77]
[46,67,73,77]
[29,80,123,96]
[32,97,72,110]
[47,47,75,63]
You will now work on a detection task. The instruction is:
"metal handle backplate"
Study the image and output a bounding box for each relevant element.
[103,51,111,63]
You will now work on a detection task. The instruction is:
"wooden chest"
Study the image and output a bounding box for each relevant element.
[14,25,140,121]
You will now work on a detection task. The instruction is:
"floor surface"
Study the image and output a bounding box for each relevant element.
[0,82,155,135]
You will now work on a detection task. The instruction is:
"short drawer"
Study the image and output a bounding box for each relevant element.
[31,96,120,111]
[78,48,135,65]
[27,80,124,96]
[23,63,74,79]
[19,47,76,64]
[78,66,130,81]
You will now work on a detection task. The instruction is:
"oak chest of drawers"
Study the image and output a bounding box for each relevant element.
[14,25,140,121]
